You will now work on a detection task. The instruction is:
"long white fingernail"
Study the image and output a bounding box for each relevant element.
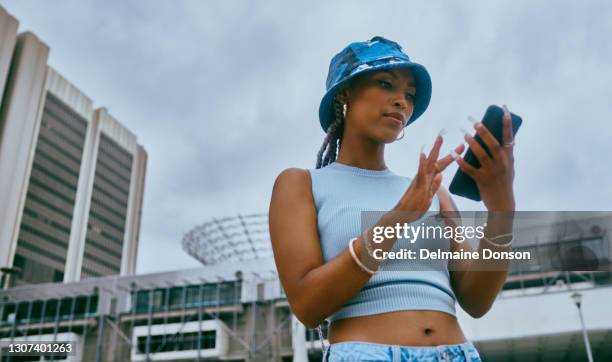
[420,144,426,155]
[459,127,471,136]
[450,150,459,160]
[467,116,478,125]
[502,104,510,118]
[438,128,447,137]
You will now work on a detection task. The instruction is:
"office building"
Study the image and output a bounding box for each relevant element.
[0,6,147,286]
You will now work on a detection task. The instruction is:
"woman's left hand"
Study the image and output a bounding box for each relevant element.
[455,105,516,211]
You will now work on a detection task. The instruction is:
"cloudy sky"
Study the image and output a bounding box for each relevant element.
[2,0,611,274]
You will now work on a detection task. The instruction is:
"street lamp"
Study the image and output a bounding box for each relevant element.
[570,292,594,362]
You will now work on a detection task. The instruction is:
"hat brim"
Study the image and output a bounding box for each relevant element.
[318,61,432,132]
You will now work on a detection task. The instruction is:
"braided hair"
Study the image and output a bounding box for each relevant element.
[316,98,345,169]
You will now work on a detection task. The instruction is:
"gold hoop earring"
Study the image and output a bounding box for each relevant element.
[342,103,347,118]
[395,128,405,141]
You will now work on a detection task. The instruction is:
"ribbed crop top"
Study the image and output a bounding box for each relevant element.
[308,161,457,323]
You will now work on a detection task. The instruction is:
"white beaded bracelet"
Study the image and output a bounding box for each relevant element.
[348,238,379,275]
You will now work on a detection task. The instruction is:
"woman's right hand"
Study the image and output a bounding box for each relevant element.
[395,133,465,220]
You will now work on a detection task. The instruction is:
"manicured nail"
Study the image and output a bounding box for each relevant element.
[438,128,447,137]
[467,116,478,125]
[459,127,471,136]
[502,104,511,118]
[450,150,459,160]
[420,144,426,155]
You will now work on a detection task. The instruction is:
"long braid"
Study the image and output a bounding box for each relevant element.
[316,99,345,169]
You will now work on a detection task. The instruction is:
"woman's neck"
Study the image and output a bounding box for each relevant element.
[335,136,387,171]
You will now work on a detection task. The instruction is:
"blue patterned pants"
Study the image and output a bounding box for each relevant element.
[323,340,482,362]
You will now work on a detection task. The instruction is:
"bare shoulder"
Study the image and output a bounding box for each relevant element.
[269,167,321,285]
[270,167,315,212]
[272,167,312,195]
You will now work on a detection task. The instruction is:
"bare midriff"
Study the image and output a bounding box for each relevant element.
[328,310,467,346]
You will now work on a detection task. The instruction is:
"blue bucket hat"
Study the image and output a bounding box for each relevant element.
[319,36,432,132]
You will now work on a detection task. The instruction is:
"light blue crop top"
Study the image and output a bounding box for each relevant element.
[308,161,457,323]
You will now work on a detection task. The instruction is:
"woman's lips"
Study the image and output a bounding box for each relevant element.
[383,112,406,127]
[384,115,404,127]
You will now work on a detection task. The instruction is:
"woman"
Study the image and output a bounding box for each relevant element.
[269,36,516,361]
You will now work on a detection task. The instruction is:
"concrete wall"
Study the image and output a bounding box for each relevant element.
[0,31,49,273]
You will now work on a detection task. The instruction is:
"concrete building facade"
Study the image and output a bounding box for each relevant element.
[0,6,147,287]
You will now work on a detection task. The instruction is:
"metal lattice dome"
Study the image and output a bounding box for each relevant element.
[182,213,272,265]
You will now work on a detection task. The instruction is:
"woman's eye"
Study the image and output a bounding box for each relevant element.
[378,80,392,88]
[406,93,416,100]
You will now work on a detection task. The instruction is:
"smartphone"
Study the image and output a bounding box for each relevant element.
[448,105,523,201]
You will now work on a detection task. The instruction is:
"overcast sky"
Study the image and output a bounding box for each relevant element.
[2,0,611,274]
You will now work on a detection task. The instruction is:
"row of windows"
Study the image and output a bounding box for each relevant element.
[28,176,75,206]
[88,208,126,236]
[81,266,103,278]
[1,352,68,361]
[41,111,85,158]
[98,141,133,176]
[82,249,121,274]
[38,133,83,166]
[43,99,87,141]
[11,254,64,286]
[1,295,98,326]
[136,331,216,354]
[131,283,241,314]
[81,256,117,276]
[38,119,85,163]
[31,160,78,194]
[19,224,68,255]
[96,158,130,197]
[90,190,129,224]
[85,236,123,259]
[32,142,80,181]
[99,133,133,170]
[16,239,66,266]
[44,92,88,137]
[26,191,73,221]
[23,207,71,235]
[87,222,123,245]
[92,181,129,210]
[103,227,124,246]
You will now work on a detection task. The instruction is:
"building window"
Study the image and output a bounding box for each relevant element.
[53,270,64,282]
[136,331,216,354]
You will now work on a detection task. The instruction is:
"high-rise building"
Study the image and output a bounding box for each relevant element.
[0,6,147,287]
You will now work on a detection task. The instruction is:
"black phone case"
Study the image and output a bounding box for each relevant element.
[449,105,523,201]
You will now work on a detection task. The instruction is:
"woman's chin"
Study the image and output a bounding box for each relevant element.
[368,127,403,143]
[380,131,402,143]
